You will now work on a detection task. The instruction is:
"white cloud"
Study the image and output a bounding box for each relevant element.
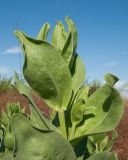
[3,47,22,54]
[0,66,11,74]
[105,61,117,67]
[115,81,128,89]
[115,81,128,97]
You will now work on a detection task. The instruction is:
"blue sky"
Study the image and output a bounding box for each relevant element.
[0,0,128,82]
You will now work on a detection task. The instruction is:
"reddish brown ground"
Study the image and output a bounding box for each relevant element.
[0,89,51,117]
[0,90,127,160]
[112,99,128,160]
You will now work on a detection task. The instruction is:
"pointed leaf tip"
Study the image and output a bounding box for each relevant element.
[37,23,50,40]
[105,73,119,87]
[15,30,27,44]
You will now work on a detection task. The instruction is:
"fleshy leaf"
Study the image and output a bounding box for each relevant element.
[86,152,118,160]
[70,99,85,139]
[4,125,14,150]
[14,73,57,131]
[74,86,89,103]
[72,55,85,94]
[65,16,78,52]
[15,31,72,111]
[105,73,119,87]
[11,114,76,160]
[29,104,58,132]
[52,21,67,53]
[0,110,9,127]
[61,32,73,65]
[37,23,50,40]
[71,99,85,126]
[70,84,124,143]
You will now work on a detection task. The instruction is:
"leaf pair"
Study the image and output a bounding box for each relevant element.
[52,16,77,56]
[38,16,77,66]
[69,74,123,145]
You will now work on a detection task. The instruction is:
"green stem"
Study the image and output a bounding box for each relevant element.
[95,143,99,153]
[58,109,67,139]
[70,123,76,139]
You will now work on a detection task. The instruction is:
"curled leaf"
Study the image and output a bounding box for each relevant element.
[104,73,119,87]
[70,83,124,144]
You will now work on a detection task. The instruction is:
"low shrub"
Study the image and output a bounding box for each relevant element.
[0,76,13,93]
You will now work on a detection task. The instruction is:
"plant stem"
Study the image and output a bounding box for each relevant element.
[58,109,67,139]
[70,124,76,139]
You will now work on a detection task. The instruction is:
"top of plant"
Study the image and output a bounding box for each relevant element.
[15,16,85,111]
[9,16,124,160]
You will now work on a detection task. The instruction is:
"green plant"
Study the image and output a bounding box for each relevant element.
[0,102,25,159]
[0,17,124,160]
[87,130,118,155]
[0,76,13,93]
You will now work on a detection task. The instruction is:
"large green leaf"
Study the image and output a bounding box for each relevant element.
[86,152,118,160]
[37,23,50,41]
[15,31,72,111]
[14,73,57,131]
[11,114,76,160]
[70,83,123,143]
[52,21,67,53]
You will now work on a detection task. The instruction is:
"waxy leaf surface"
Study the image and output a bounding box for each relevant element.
[72,55,85,94]
[70,84,123,143]
[105,73,119,87]
[11,114,76,160]
[15,31,72,111]
[14,73,57,131]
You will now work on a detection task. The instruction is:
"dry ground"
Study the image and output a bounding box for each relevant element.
[0,90,127,160]
[0,89,50,117]
[112,99,128,160]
